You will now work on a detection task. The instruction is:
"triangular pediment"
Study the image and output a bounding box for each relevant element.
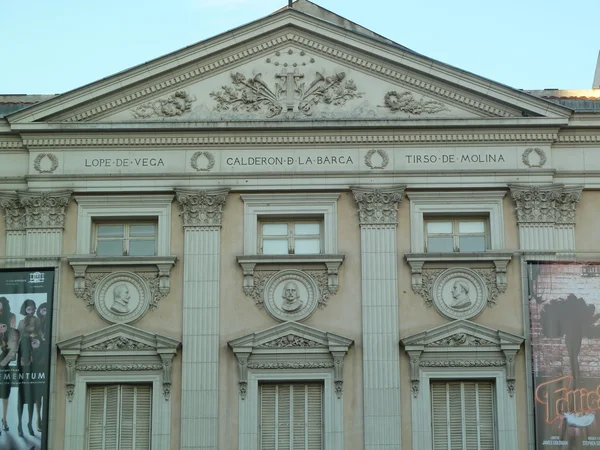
[6,7,570,127]
[401,320,524,349]
[228,321,353,352]
[57,323,181,355]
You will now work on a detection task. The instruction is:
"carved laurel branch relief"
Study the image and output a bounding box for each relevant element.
[382,91,448,115]
[131,90,196,119]
[210,70,363,118]
[413,268,506,308]
[243,269,336,309]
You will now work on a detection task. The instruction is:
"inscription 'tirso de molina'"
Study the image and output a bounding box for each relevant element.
[405,153,505,164]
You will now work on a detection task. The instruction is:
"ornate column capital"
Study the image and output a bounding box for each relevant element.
[351,185,406,226]
[17,190,72,229]
[0,193,26,231]
[175,188,229,227]
[508,184,582,225]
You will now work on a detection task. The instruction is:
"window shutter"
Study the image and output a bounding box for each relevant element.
[87,385,119,450]
[120,385,152,450]
[431,381,495,450]
[260,383,323,450]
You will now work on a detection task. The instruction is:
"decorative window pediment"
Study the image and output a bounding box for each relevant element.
[401,320,524,398]
[57,323,181,401]
[228,321,353,399]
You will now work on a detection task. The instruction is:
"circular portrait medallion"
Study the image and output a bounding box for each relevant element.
[263,270,319,322]
[432,268,488,320]
[94,272,150,324]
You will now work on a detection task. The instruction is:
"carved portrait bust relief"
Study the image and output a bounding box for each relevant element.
[94,272,150,324]
[264,270,319,322]
[432,268,488,320]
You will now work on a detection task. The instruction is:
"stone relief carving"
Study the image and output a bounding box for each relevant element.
[521,147,547,168]
[244,269,336,312]
[419,360,506,367]
[175,188,229,227]
[33,152,59,173]
[76,363,163,371]
[190,151,215,172]
[412,269,442,308]
[247,362,333,369]
[364,149,389,169]
[432,268,488,320]
[210,70,363,118]
[351,186,406,225]
[509,183,582,225]
[94,272,151,324]
[18,190,72,229]
[259,334,325,348]
[139,272,170,311]
[0,195,26,231]
[87,337,153,350]
[382,91,448,115]
[263,270,319,322]
[131,90,196,119]
[428,333,495,347]
[75,272,106,310]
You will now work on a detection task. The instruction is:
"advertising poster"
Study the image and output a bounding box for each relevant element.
[530,262,600,449]
[0,269,54,450]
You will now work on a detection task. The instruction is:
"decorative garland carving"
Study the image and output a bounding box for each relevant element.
[476,268,506,307]
[382,91,448,115]
[76,363,164,371]
[521,148,547,168]
[33,153,59,173]
[428,333,495,347]
[210,70,363,118]
[412,269,442,308]
[246,362,334,369]
[18,190,71,229]
[190,151,215,172]
[75,272,106,310]
[305,270,333,308]
[131,90,196,119]
[0,195,26,231]
[259,335,325,348]
[87,337,152,350]
[364,149,389,170]
[419,360,506,367]
[175,188,229,227]
[139,272,169,311]
[351,186,406,225]
[245,270,277,307]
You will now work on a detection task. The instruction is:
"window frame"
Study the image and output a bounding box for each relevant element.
[424,216,490,253]
[94,221,159,257]
[240,193,339,256]
[258,218,324,255]
[75,195,173,257]
[407,191,506,253]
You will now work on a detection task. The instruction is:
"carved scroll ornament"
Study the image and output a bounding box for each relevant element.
[509,183,582,225]
[175,188,229,227]
[382,91,448,115]
[131,90,196,119]
[351,186,406,225]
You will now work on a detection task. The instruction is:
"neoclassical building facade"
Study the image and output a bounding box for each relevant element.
[1,1,599,449]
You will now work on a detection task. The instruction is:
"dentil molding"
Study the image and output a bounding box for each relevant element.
[351,185,406,225]
[0,190,72,230]
[175,188,229,227]
[509,183,583,224]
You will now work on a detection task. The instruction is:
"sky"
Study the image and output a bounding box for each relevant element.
[1,0,598,95]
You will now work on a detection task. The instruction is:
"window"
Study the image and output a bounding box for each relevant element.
[260,383,323,450]
[431,381,496,450]
[95,222,157,256]
[259,219,323,255]
[86,384,152,450]
[425,218,488,252]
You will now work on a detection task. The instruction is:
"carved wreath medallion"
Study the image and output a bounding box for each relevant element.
[522,148,547,168]
[432,268,488,320]
[364,149,389,169]
[263,269,319,322]
[33,153,59,173]
[94,272,150,324]
[190,151,215,172]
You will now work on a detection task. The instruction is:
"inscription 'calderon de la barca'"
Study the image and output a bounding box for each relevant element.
[226,155,354,166]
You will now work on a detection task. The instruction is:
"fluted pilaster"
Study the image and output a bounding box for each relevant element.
[509,184,582,253]
[176,188,229,450]
[352,185,405,450]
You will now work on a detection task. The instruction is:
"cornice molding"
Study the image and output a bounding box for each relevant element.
[21,132,559,148]
[351,185,406,225]
[54,32,516,123]
[0,141,25,150]
[175,188,230,227]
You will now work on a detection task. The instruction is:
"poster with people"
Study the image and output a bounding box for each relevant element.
[0,269,54,450]
[529,262,600,449]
